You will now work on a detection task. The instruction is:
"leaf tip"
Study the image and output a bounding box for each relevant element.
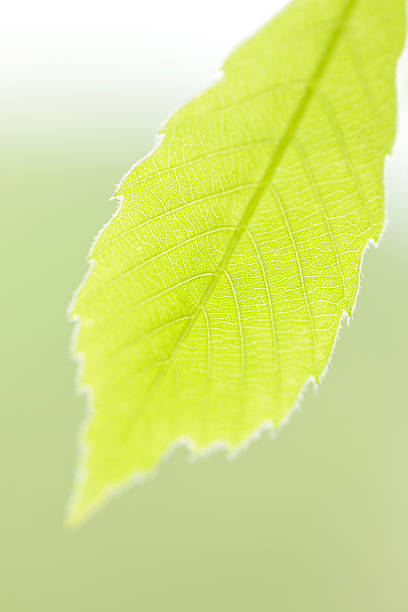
[65,479,107,529]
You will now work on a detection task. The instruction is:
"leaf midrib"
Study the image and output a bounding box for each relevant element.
[138,0,357,408]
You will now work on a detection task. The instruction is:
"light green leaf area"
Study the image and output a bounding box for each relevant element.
[69,0,406,524]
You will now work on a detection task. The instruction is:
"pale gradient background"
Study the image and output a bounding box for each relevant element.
[1,1,407,610]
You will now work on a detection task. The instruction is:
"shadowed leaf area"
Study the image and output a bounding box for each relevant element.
[69,0,406,524]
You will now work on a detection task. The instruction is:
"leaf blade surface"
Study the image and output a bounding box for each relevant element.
[70,0,406,523]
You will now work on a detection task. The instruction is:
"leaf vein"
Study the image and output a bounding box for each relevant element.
[246,228,281,407]
[292,137,351,312]
[270,184,320,378]
[97,183,258,254]
[224,270,245,396]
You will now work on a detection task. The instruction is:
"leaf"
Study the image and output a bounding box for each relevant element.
[68,0,406,524]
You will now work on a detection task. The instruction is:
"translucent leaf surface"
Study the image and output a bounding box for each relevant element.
[69,0,406,523]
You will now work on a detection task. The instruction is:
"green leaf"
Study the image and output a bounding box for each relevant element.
[68,0,406,524]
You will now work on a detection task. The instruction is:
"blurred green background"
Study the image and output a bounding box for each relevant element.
[1,1,407,610]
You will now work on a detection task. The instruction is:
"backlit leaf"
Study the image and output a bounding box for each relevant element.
[69,0,406,524]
